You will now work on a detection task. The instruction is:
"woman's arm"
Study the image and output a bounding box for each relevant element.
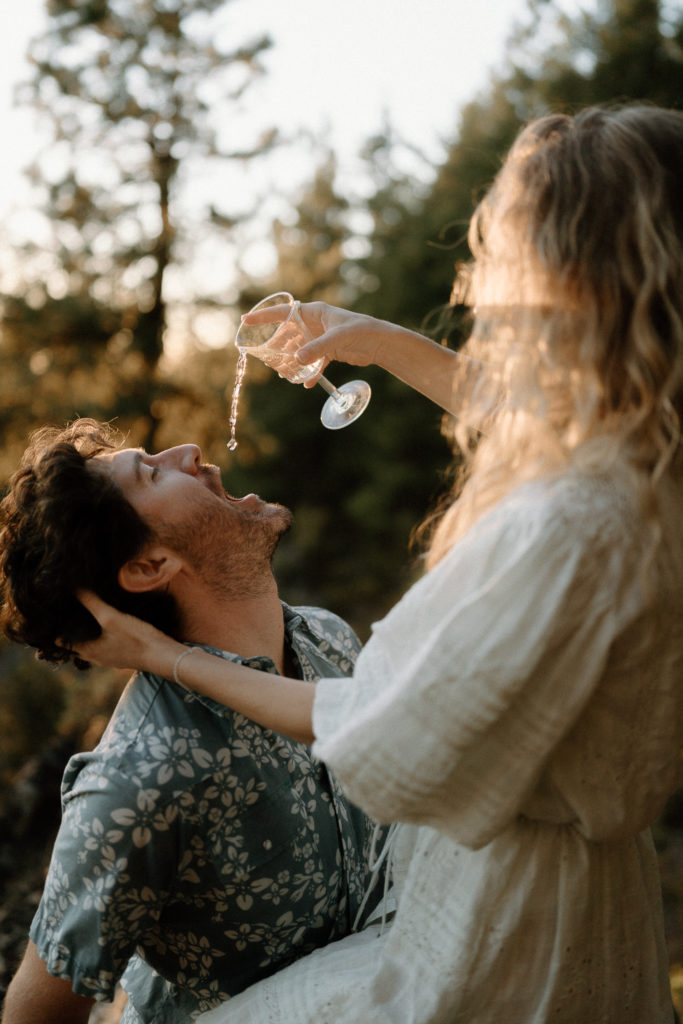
[243,301,471,414]
[74,592,316,745]
[347,318,471,415]
[172,646,315,744]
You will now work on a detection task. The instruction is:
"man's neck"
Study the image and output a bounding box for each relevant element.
[176,575,288,674]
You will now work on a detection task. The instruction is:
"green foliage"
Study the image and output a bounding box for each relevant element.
[0,643,66,779]
[0,635,126,790]
[503,0,683,113]
[266,151,352,304]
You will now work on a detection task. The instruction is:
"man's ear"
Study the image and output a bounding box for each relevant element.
[117,546,184,594]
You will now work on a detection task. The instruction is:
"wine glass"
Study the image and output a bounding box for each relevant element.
[235,292,371,430]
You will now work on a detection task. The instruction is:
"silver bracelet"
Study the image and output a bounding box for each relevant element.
[173,646,198,686]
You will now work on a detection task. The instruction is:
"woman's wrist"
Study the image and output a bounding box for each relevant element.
[171,645,205,687]
[149,636,188,681]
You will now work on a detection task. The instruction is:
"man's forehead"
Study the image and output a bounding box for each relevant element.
[92,446,138,467]
[90,447,144,490]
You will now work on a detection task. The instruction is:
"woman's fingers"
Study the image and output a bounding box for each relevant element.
[297,323,375,369]
[242,300,379,370]
[76,588,109,621]
[296,337,330,365]
[71,591,142,666]
[240,303,293,326]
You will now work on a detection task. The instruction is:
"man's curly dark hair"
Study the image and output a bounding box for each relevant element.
[0,418,181,667]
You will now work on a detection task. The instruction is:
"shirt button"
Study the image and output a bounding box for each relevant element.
[263,839,273,850]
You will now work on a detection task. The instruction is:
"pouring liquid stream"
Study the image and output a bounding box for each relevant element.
[227,346,321,450]
[227,349,248,451]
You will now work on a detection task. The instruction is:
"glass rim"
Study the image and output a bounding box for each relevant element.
[235,291,296,348]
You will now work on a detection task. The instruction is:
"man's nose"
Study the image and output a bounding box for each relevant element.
[160,444,202,473]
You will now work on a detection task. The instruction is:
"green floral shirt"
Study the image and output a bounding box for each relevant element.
[30,605,382,1023]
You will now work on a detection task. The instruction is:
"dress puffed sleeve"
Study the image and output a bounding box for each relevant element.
[312,475,646,849]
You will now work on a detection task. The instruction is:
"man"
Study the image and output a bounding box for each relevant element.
[0,419,380,1024]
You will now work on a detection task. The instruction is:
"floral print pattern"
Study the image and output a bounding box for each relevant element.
[30,605,382,1024]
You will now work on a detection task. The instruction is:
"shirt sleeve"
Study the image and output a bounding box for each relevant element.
[312,478,644,849]
[30,757,182,1001]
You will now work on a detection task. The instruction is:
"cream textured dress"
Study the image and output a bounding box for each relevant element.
[199,469,683,1024]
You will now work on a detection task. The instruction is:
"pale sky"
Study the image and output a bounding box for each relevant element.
[0,0,546,217]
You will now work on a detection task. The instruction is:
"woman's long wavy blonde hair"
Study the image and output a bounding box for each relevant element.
[424,104,683,568]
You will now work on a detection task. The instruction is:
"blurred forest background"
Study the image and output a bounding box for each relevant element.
[1,0,683,1015]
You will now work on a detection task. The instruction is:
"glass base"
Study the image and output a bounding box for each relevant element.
[320,380,372,429]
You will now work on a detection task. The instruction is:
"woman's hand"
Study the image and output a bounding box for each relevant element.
[71,590,183,677]
[242,301,394,386]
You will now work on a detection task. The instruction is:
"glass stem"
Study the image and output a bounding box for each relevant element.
[316,375,343,400]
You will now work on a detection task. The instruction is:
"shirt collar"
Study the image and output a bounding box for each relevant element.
[163,602,312,719]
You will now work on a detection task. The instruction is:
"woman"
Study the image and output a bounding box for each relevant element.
[73,105,683,1022]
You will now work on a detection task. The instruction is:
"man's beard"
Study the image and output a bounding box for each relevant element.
[155,490,292,600]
